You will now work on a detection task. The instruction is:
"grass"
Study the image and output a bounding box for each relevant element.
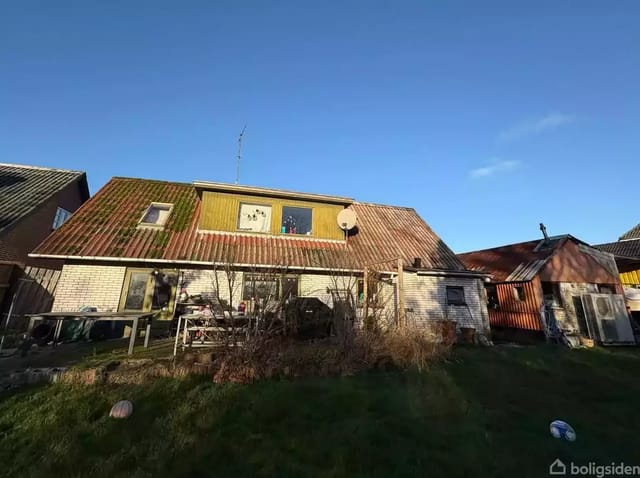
[1,345,639,477]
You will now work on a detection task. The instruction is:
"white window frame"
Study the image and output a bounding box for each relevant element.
[52,207,72,230]
[138,202,174,229]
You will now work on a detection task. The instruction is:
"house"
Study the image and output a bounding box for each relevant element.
[458,226,635,345]
[595,223,640,325]
[29,177,490,338]
[0,163,89,326]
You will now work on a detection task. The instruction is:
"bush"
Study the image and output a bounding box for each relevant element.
[211,323,451,383]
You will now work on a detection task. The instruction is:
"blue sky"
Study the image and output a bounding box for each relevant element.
[2,1,639,252]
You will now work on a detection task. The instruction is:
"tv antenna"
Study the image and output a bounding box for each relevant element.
[235,124,246,185]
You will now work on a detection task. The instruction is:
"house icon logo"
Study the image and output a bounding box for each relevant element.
[549,458,566,475]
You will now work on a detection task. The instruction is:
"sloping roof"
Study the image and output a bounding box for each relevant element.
[596,239,640,259]
[619,224,640,241]
[458,236,572,282]
[0,237,20,263]
[0,163,89,234]
[31,177,466,272]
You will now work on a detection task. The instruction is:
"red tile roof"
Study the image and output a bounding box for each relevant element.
[31,177,466,272]
[458,237,569,282]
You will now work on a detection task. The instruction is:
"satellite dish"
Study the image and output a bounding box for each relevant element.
[337,209,357,230]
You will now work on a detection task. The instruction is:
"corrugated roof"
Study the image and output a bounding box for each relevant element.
[0,238,20,263]
[0,163,89,234]
[458,236,570,282]
[619,224,640,241]
[596,239,640,259]
[32,177,466,272]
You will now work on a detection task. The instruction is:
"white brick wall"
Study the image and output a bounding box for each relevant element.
[50,264,489,338]
[181,269,243,307]
[52,265,126,312]
[403,273,490,334]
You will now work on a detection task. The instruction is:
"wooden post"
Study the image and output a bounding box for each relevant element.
[363,267,369,324]
[397,258,405,326]
[128,317,139,355]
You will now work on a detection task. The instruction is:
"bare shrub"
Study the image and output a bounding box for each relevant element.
[372,323,450,371]
[211,322,451,383]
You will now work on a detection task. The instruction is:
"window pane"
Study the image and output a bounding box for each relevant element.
[52,207,71,229]
[486,285,500,309]
[124,273,149,310]
[152,272,177,309]
[141,204,172,225]
[243,274,278,300]
[282,276,298,300]
[446,286,465,305]
[238,203,272,233]
[281,206,312,235]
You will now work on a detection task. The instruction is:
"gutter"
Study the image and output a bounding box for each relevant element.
[28,253,486,278]
[27,253,362,273]
[414,269,489,279]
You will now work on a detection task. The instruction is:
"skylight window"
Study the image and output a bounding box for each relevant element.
[139,203,173,227]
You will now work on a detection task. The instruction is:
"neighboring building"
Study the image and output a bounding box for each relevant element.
[30,177,490,337]
[458,229,635,345]
[595,224,640,324]
[0,163,89,325]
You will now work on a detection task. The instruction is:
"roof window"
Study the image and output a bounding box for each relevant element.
[139,203,173,228]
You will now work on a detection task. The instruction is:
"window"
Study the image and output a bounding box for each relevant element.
[513,285,526,301]
[281,276,299,301]
[124,272,149,310]
[486,284,500,309]
[151,271,177,310]
[597,284,614,294]
[237,203,272,233]
[140,203,173,227]
[446,286,465,305]
[542,282,561,302]
[243,274,279,301]
[281,206,312,235]
[52,207,72,229]
[120,269,178,314]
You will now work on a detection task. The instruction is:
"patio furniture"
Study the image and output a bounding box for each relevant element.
[173,312,250,356]
[26,311,156,355]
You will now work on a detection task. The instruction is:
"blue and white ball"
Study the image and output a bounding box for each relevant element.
[550,420,576,441]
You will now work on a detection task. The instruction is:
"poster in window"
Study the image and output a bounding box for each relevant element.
[238,204,272,233]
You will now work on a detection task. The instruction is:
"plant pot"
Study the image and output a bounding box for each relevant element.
[460,327,476,344]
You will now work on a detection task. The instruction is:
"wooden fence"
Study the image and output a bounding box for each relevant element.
[1,266,61,331]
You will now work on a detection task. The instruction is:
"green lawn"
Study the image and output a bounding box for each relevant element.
[1,345,639,477]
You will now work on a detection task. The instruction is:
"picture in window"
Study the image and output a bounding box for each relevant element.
[281,206,312,235]
[238,203,272,233]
